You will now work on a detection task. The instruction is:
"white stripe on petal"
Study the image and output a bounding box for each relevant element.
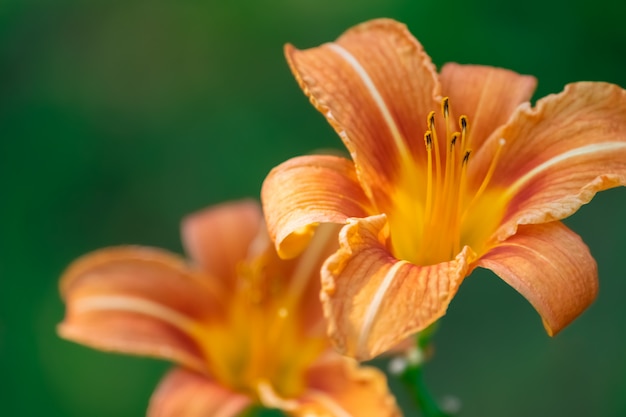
[328,43,410,157]
[507,142,626,197]
[357,260,408,357]
[73,295,199,335]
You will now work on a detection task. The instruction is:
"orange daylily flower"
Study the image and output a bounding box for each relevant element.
[262,18,626,360]
[58,200,400,416]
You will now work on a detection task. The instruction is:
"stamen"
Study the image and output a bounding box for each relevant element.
[421,101,465,260]
[442,131,457,209]
[464,138,505,216]
[442,97,453,155]
[462,149,471,164]
[405,98,504,264]
[427,111,442,191]
[453,150,471,254]
[441,131,460,260]
[449,133,460,185]
[459,115,468,151]
[424,131,434,222]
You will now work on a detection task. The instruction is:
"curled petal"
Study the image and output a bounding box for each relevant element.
[471,82,626,240]
[285,18,440,206]
[58,247,219,373]
[295,356,401,417]
[148,368,251,417]
[321,215,474,360]
[439,63,537,152]
[478,222,598,336]
[262,155,372,259]
[182,199,263,284]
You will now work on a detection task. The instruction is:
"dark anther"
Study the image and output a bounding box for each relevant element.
[463,150,471,164]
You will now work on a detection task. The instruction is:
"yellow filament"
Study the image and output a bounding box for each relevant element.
[393,98,505,265]
[465,138,506,215]
[441,135,459,259]
[448,133,459,200]
[441,97,454,211]
[428,111,442,192]
[424,131,434,224]
[442,97,451,139]
[442,133,454,210]
[453,149,471,255]
[448,134,461,236]
[459,115,468,152]
[200,253,326,400]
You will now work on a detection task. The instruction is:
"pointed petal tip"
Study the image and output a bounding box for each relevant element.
[479,222,599,339]
[543,318,556,337]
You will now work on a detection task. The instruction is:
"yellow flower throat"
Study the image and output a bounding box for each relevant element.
[199,252,326,405]
[388,97,506,266]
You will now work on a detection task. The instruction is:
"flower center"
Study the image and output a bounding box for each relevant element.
[388,97,506,266]
[199,249,327,403]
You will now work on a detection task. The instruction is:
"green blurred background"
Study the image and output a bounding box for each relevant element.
[1,0,625,416]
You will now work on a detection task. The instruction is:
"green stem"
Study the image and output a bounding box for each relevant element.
[400,361,451,417]
[394,323,453,417]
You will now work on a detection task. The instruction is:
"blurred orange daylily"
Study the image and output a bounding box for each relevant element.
[58,200,400,416]
[262,19,626,360]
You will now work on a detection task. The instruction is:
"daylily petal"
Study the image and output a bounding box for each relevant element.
[321,214,475,360]
[295,356,400,417]
[439,63,537,151]
[182,199,263,284]
[471,82,626,240]
[285,18,440,206]
[58,247,218,373]
[281,223,342,333]
[477,221,598,336]
[148,368,251,417]
[262,155,371,259]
